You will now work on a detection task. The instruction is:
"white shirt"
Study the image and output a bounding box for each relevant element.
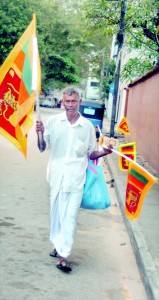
[44,112,97,193]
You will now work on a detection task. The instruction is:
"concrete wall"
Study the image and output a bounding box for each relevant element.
[125,70,159,173]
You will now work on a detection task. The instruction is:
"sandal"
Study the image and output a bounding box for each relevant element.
[49,248,60,258]
[56,258,72,272]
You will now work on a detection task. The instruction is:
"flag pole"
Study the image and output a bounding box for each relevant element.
[104,146,158,182]
[32,34,43,152]
[35,90,43,152]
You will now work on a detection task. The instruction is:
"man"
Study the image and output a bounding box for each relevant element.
[36,86,112,272]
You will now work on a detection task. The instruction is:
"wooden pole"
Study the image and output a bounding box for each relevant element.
[110,0,127,137]
[103,145,158,182]
[32,35,43,152]
[36,90,43,152]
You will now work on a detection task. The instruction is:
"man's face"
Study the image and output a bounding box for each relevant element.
[62,93,82,117]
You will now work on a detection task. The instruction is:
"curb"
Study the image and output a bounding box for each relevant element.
[106,153,159,300]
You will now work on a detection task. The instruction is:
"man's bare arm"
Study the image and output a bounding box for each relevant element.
[89,146,112,160]
[36,120,46,152]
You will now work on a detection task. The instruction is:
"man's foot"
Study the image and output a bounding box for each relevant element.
[56,258,72,272]
[49,248,60,258]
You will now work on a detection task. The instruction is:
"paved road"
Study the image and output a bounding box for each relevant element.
[0,109,148,300]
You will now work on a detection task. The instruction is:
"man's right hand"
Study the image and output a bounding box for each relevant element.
[36,121,46,152]
[36,120,44,133]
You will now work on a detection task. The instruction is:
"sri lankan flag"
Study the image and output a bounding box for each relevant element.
[119,142,136,171]
[0,14,41,156]
[116,116,130,135]
[125,161,157,220]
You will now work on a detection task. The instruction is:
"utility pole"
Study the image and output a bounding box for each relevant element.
[110,0,127,137]
[100,50,105,100]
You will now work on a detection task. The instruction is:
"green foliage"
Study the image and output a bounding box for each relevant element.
[102,60,116,99]
[1,0,158,93]
[0,0,32,63]
[42,52,80,92]
[82,0,159,82]
[0,0,91,92]
[121,57,154,83]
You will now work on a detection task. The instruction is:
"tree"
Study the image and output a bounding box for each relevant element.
[82,0,159,81]
[102,60,116,99]
[0,0,91,92]
[0,0,33,64]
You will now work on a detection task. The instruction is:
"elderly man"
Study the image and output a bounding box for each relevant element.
[36,86,112,272]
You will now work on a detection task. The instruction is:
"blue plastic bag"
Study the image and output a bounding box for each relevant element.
[81,160,111,210]
[83,159,98,194]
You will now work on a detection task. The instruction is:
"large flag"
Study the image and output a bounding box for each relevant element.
[119,142,136,171]
[116,116,130,135]
[0,14,41,156]
[125,161,157,220]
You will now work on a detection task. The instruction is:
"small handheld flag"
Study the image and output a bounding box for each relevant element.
[125,161,157,220]
[103,145,158,220]
[116,116,130,135]
[118,142,136,171]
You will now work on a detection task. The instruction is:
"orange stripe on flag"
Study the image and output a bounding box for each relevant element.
[14,50,25,73]
[18,80,29,105]
[128,173,145,190]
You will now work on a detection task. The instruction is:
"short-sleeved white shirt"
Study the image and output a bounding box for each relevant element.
[44,112,97,193]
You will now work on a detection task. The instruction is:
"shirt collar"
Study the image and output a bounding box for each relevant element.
[59,111,84,126]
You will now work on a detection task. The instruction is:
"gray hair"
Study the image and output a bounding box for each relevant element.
[63,86,81,98]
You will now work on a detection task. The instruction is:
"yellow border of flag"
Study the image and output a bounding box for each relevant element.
[116,116,130,135]
[125,161,157,220]
[119,142,136,171]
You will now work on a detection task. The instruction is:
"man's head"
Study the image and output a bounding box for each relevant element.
[62,86,82,118]
[63,86,81,100]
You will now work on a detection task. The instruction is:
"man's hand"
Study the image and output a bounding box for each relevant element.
[102,144,113,155]
[36,120,46,152]
[36,120,44,133]
[89,145,113,160]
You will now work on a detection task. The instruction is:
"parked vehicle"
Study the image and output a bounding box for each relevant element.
[40,94,57,108]
[79,100,105,129]
[85,77,100,100]
[40,99,53,108]
[57,99,62,108]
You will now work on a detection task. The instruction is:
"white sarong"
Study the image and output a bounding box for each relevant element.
[50,187,83,258]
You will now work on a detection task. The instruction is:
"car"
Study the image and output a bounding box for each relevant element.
[40,99,53,108]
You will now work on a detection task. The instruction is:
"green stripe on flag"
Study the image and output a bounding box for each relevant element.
[130,168,148,185]
[123,146,133,150]
[22,38,32,95]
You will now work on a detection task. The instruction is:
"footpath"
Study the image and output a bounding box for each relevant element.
[0,115,148,300]
[102,117,159,300]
